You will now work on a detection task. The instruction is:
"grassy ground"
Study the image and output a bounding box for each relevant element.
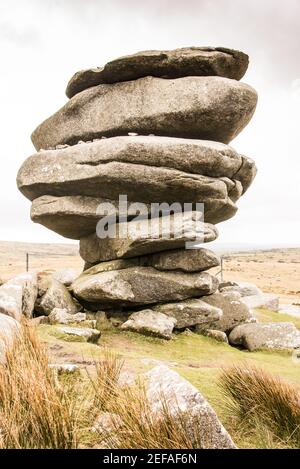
[36,307,300,448]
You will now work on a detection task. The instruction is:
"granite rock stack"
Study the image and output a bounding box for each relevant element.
[17,47,258,334]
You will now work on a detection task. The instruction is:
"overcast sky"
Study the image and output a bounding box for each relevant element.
[0,0,299,247]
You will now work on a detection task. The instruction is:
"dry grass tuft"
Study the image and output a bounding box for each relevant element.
[0,327,214,449]
[0,321,81,448]
[91,348,124,411]
[219,364,300,448]
[91,352,207,449]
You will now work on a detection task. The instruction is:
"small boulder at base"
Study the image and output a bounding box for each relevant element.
[145,365,236,448]
[48,308,86,325]
[52,268,79,287]
[121,310,176,340]
[49,364,79,374]
[219,281,262,297]
[0,282,22,320]
[0,313,21,363]
[229,322,300,351]
[58,326,101,343]
[152,298,222,329]
[37,278,80,315]
[30,315,50,326]
[201,290,255,333]
[0,272,38,320]
[241,293,279,312]
[201,329,229,344]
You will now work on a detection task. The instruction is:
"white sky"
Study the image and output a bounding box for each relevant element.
[0,0,299,247]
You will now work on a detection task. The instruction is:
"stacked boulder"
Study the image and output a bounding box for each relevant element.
[17,47,260,339]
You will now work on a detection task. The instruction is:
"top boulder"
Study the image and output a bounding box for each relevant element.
[66,47,249,98]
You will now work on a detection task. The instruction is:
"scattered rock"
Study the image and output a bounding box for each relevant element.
[121,310,176,339]
[52,268,78,287]
[241,293,279,312]
[48,308,86,325]
[0,272,37,320]
[201,290,255,333]
[152,298,222,329]
[107,311,131,327]
[117,371,137,387]
[219,281,262,297]
[66,47,249,98]
[30,315,50,326]
[0,313,21,363]
[229,322,300,351]
[58,326,101,343]
[92,411,123,434]
[49,363,79,374]
[201,329,229,344]
[82,319,97,329]
[36,278,80,315]
[92,412,123,448]
[86,310,110,329]
[0,281,23,320]
[145,365,236,448]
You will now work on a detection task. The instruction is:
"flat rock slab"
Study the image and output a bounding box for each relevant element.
[66,46,249,98]
[201,290,255,333]
[31,195,151,240]
[31,76,257,150]
[0,272,37,320]
[17,137,256,237]
[83,247,220,274]
[20,136,256,196]
[71,267,218,308]
[18,136,256,239]
[152,298,222,329]
[80,213,218,263]
[121,310,176,339]
[140,247,220,272]
[229,322,300,351]
[48,308,86,325]
[58,326,101,343]
[241,293,279,312]
[141,247,220,273]
[146,365,236,448]
[0,313,21,363]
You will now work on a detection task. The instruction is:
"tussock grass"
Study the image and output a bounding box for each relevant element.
[91,352,207,449]
[0,322,81,448]
[92,348,124,410]
[0,324,243,449]
[219,364,300,448]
